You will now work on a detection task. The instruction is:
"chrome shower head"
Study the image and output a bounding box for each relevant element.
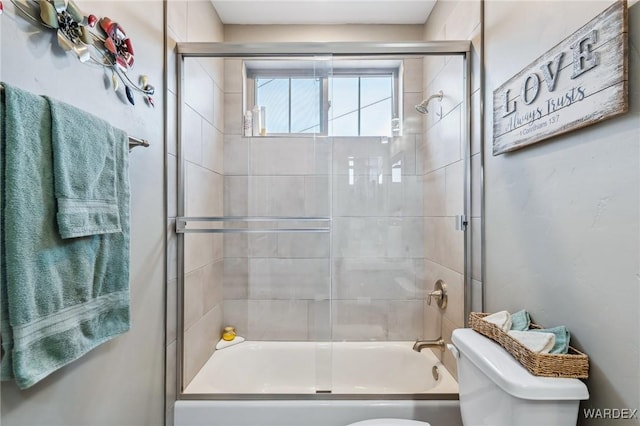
[415,103,429,114]
[415,90,444,114]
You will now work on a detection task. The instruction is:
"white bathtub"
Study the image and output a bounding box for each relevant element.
[175,341,461,426]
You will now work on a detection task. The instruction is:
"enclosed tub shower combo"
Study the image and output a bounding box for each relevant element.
[172,42,473,426]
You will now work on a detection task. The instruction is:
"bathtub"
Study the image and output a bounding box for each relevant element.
[175,341,461,426]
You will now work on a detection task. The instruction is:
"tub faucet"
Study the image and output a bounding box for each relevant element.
[413,338,446,353]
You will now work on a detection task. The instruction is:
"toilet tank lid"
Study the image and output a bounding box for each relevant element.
[347,420,430,426]
[452,328,589,401]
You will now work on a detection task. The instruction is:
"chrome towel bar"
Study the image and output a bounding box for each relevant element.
[0,83,150,150]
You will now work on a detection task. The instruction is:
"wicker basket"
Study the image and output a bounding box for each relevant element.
[469,312,589,379]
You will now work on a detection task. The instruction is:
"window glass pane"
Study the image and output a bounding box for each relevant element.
[329,77,359,136]
[360,76,393,137]
[256,78,289,134]
[331,113,359,136]
[291,78,321,133]
[360,76,393,108]
[361,98,392,137]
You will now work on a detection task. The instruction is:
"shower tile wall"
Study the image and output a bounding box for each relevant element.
[177,57,226,385]
[222,58,426,341]
[331,58,425,341]
[420,57,466,377]
[422,0,482,379]
[222,60,331,337]
[166,2,224,422]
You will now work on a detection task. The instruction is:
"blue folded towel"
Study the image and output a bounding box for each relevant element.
[48,97,122,239]
[0,83,131,389]
[538,326,571,354]
[510,309,531,331]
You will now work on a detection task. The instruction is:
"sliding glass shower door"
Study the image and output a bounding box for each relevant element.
[174,43,472,398]
[178,54,334,394]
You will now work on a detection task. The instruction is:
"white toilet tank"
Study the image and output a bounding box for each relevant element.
[450,328,589,426]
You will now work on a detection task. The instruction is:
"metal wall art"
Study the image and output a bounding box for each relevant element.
[6,0,155,107]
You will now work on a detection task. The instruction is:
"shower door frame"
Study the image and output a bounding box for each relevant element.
[174,41,473,401]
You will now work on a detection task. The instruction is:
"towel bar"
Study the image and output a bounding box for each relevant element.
[176,216,331,234]
[127,135,150,149]
[0,83,149,150]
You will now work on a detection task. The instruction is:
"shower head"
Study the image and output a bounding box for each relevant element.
[415,103,429,114]
[415,90,444,114]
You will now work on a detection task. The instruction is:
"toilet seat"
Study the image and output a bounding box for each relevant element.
[347,419,431,426]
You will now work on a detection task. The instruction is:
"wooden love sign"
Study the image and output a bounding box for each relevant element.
[492,0,628,155]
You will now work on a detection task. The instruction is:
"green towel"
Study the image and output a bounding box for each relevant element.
[0,87,12,380]
[510,309,531,331]
[538,326,571,354]
[47,97,122,239]
[0,83,131,389]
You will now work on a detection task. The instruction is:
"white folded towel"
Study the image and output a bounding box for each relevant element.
[482,310,512,332]
[508,330,555,354]
[215,336,245,350]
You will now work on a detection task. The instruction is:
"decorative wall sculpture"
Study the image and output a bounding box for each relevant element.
[6,0,155,107]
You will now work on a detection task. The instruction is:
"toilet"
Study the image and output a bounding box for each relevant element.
[347,328,588,426]
[450,328,589,425]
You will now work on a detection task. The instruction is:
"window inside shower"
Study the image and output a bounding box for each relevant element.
[248,61,399,137]
[176,47,470,398]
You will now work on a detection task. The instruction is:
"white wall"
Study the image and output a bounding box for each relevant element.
[0,1,165,425]
[224,24,424,43]
[484,1,640,424]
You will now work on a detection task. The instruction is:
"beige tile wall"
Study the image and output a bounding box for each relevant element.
[421,55,467,376]
[222,58,427,342]
[422,0,482,380]
[326,58,426,341]
[166,2,224,424]
[421,48,464,362]
[222,58,330,340]
[181,52,226,388]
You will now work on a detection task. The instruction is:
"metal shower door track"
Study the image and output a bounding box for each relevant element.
[176,41,471,57]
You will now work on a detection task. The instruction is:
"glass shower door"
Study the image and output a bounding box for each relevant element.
[327,54,468,394]
[179,54,334,395]
[178,48,470,397]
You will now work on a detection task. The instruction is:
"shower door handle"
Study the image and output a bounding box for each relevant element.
[455,215,468,231]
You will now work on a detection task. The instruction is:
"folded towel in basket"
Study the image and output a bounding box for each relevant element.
[538,326,570,354]
[508,330,555,354]
[482,311,511,333]
[482,310,512,332]
[510,310,531,331]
